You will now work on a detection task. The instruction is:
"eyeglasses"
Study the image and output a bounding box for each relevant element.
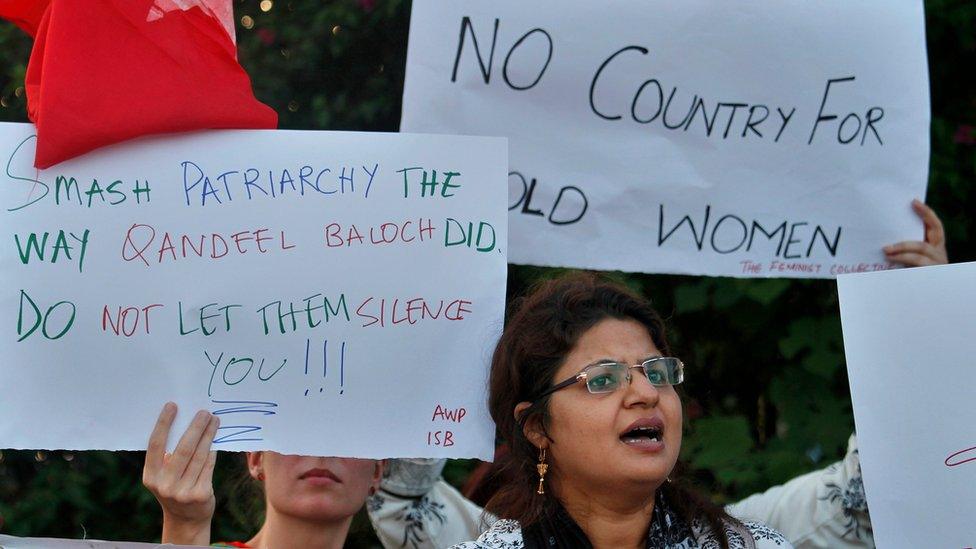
[534,357,684,401]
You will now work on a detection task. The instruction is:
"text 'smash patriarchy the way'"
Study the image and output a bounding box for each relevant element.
[402,0,930,278]
[0,123,508,460]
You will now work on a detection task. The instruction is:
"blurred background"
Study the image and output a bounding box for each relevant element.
[0,0,973,545]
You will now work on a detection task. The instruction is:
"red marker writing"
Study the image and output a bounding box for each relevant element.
[945,445,976,468]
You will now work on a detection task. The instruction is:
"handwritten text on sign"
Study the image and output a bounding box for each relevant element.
[0,123,507,460]
[401,0,930,278]
[838,262,976,548]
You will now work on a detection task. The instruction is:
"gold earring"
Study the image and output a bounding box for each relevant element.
[536,447,549,495]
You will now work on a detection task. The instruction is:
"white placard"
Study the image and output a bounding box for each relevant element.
[402,0,930,278]
[0,122,507,460]
[0,535,201,549]
[838,262,976,547]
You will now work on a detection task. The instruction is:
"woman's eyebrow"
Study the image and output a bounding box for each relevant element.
[588,354,663,365]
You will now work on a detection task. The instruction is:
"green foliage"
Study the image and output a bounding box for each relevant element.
[1,0,974,545]
[682,415,758,488]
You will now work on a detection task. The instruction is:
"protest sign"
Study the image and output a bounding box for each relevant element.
[402,0,930,278]
[0,535,201,549]
[838,262,976,547]
[0,122,507,460]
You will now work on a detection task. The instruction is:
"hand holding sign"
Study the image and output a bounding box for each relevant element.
[882,199,948,267]
[142,403,219,547]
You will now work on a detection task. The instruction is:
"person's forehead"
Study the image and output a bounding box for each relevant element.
[564,318,660,366]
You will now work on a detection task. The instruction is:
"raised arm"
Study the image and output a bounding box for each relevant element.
[142,402,220,546]
[726,434,870,548]
[727,200,949,545]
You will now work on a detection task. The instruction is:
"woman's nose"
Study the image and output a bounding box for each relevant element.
[624,366,660,406]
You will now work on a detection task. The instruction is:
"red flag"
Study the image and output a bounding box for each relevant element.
[0,0,51,36]
[6,0,277,168]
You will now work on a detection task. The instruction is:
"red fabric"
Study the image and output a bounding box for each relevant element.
[0,0,51,36]
[10,0,277,168]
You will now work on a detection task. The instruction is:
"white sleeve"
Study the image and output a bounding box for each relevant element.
[368,458,493,549]
[725,434,872,548]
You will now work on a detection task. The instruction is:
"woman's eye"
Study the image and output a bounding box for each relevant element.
[589,374,618,389]
[647,370,665,384]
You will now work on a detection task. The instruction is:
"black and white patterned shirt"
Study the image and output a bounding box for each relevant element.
[368,434,870,549]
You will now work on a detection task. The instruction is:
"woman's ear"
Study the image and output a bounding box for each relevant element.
[514,401,548,449]
[373,459,385,487]
[246,451,265,481]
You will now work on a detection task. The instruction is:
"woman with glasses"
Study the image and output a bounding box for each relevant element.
[371,198,949,549]
[141,274,782,549]
[449,272,789,548]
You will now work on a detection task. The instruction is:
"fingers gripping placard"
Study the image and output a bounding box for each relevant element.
[0,123,507,460]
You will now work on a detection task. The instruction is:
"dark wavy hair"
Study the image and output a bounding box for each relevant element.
[484,272,740,548]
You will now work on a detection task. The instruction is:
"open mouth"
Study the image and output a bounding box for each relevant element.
[619,417,665,447]
[620,425,663,444]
